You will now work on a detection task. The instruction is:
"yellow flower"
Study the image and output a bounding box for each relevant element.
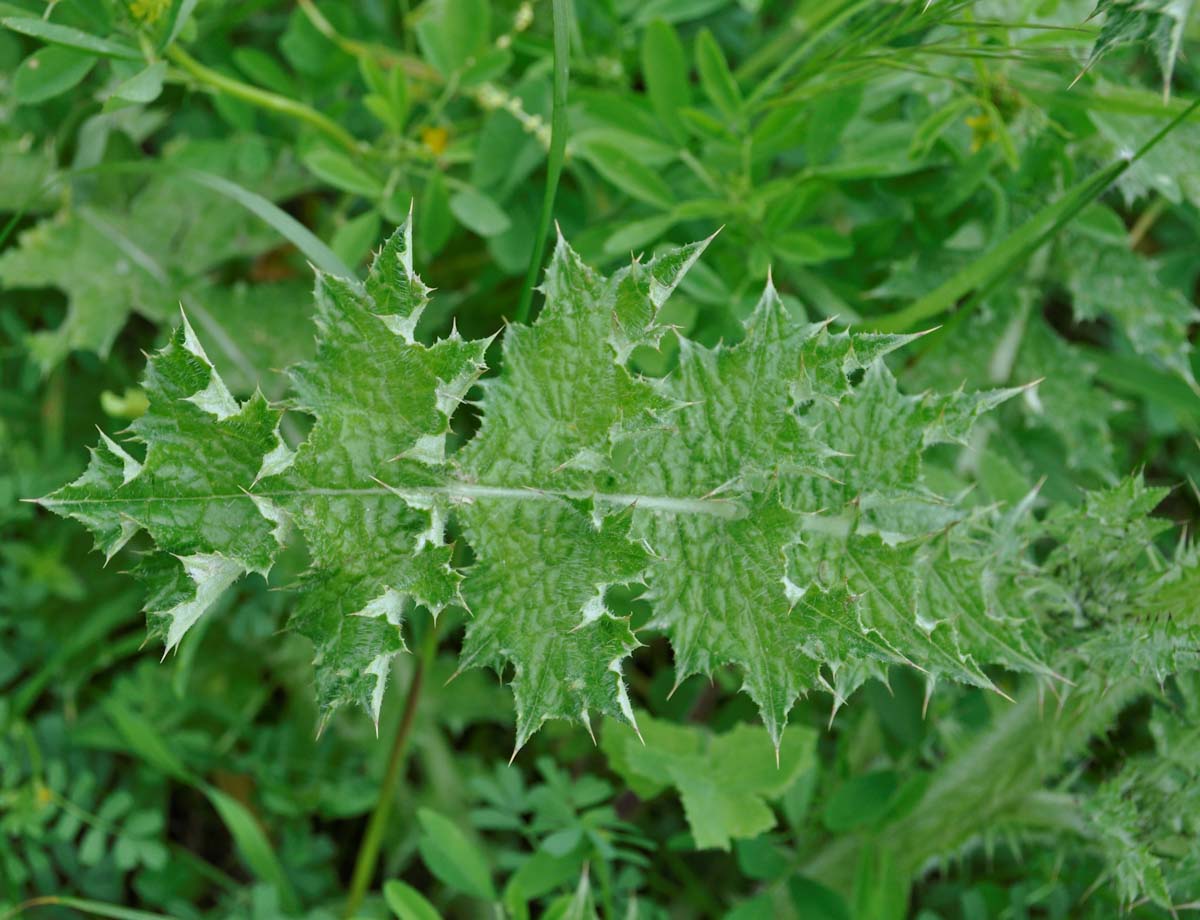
[421,126,449,156]
[965,113,994,153]
[128,0,169,24]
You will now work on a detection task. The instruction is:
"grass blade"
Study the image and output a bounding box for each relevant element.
[178,168,355,278]
[514,0,571,324]
[870,97,1200,333]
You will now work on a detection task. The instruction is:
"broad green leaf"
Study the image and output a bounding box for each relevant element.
[43,220,1055,742]
[416,808,496,900]
[331,208,383,269]
[503,846,586,909]
[770,227,853,266]
[455,239,708,747]
[192,280,316,396]
[233,46,297,96]
[419,171,454,258]
[13,46,96,104]
[256,222,486,723]
[602,713,816,849]
[0,137,57,214]
[178,167,353,277]
[602,214,678,256]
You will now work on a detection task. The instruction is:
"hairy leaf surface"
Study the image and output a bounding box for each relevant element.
[43,219,1057,744]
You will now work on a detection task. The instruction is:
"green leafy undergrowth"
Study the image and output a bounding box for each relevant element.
[40,216,1056,751]
[602,714,815,850]
[0,143,307,375]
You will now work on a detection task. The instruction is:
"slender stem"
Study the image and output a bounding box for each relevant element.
[342,622,439,918]
[1128,195,1167,249]
[295,0,436,81]
[165,44,361,155]
[514,0,571,324]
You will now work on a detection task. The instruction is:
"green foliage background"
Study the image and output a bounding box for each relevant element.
[1,0,1199,918]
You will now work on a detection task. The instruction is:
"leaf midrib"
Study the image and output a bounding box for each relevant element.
[40,482,746,519]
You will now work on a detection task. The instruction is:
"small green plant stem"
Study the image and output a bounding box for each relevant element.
[1129,195,1167,248]
[165,44,361,155]
[514,0,571,324]
[295,0,436,82]
[342,622,439,919]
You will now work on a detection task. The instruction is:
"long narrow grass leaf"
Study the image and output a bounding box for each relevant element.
[870,98,1200,332]
[514,0,571,323]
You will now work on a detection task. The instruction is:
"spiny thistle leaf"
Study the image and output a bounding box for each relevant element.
[38,315,283,652]
[256,221,488,726]
[1082,0,1194,100]
[41,218,1057,745]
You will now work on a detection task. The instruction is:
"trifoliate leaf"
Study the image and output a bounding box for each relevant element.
[602,713,816,849]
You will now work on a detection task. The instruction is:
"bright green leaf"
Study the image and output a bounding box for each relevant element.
[2,16,142,59]
[108,61,167,106]
[449,186,512,237]
[642,19,690,143]
[695,28,743,125]
[13,46,96,104]
[603,712,817,849]
[384,880,444,920]
[416,808,496,901]
[302,147,384,198]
